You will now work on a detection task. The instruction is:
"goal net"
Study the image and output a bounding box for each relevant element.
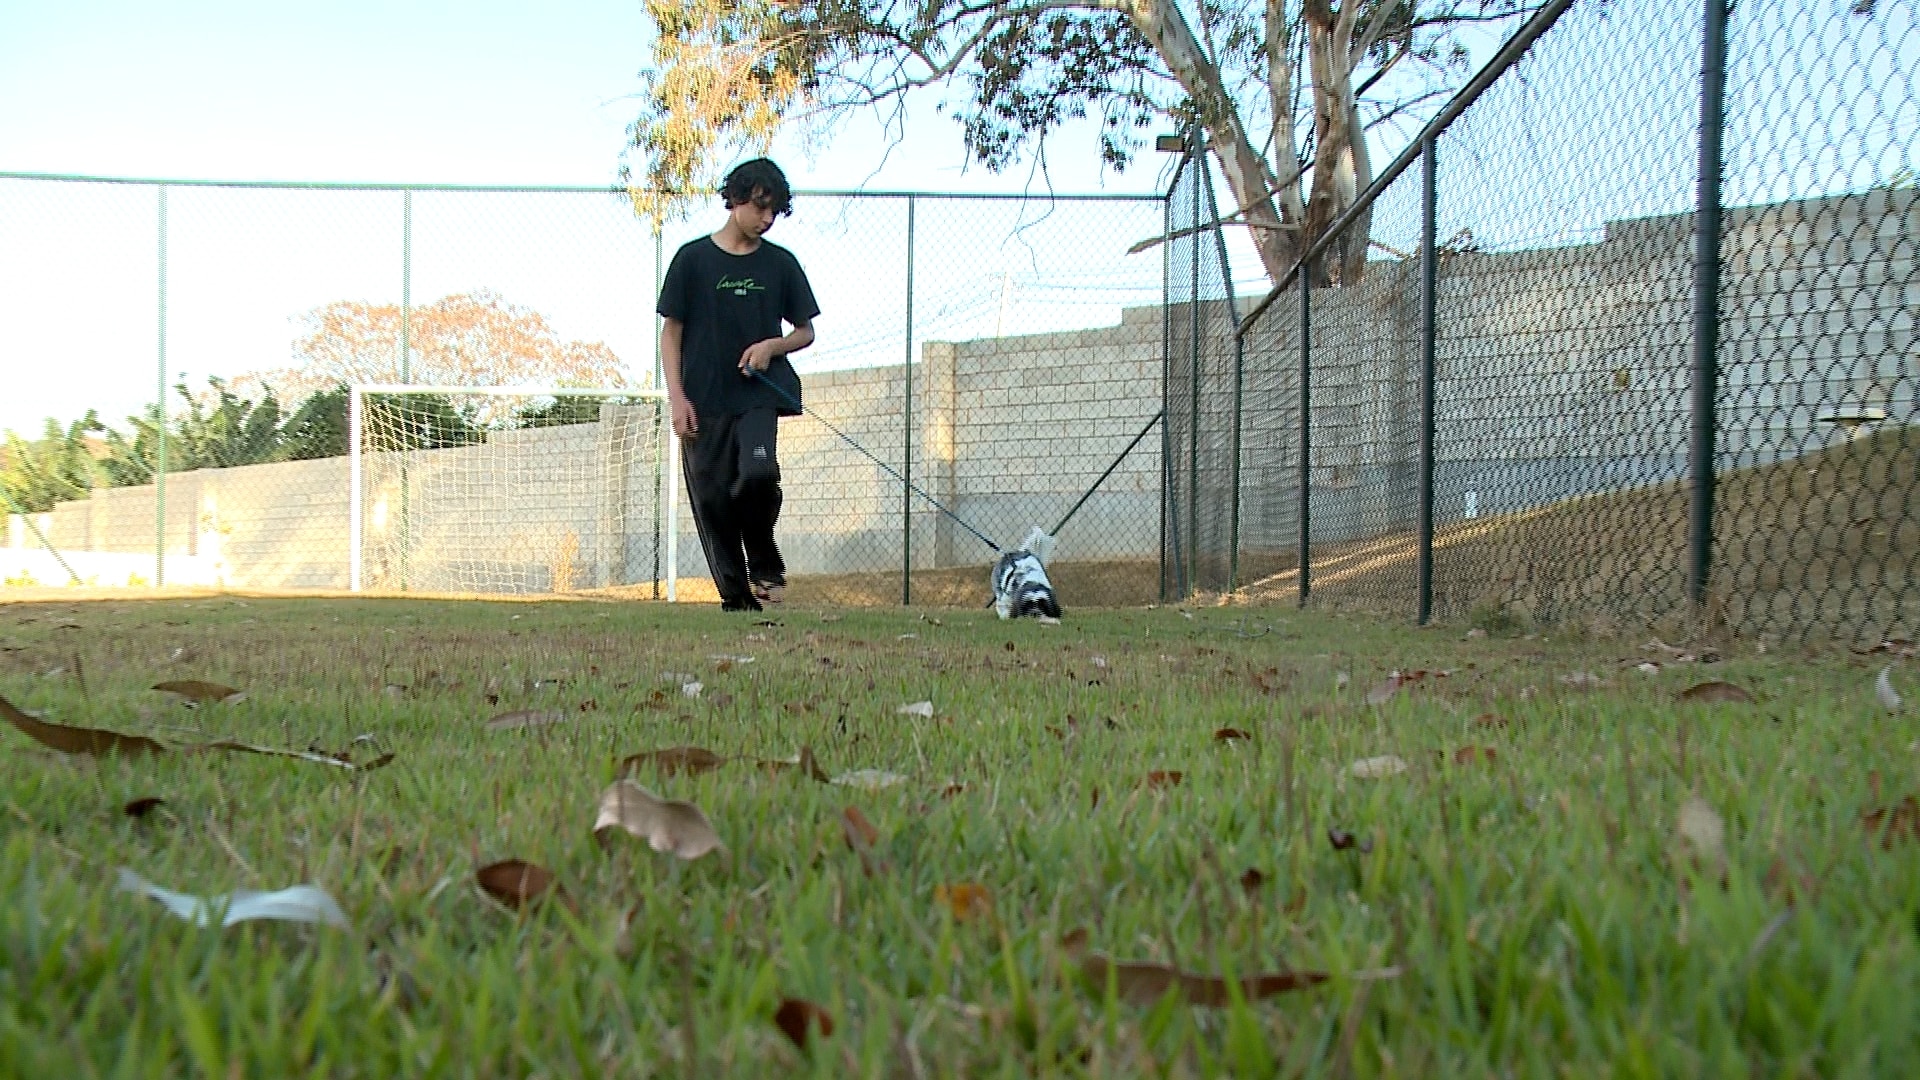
[349,385,677,598]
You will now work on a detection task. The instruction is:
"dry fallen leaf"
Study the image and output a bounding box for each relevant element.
[619,746,726,778]
[191,740,365,770]
[1060,929,1338,1007]
[831,769,908,791]
[773,998,834,1049]
[1472,713,1508,729]
[1645,638,1695,659]
[840,807,886,875]
[1861,795,1920,849]
[1876,667,1903,713]
[1764,854,1817,906]
[475,859,564,910]
[1451,746,1497,766]
[1365,676,1408,706]
[151,680,245,705]
[118,867,350,929]
[896,700,935,718]
[485,709,571,731]
[759,745,831,783]
[1327,828,1372,853]
[1213,727,1253,743]
[1,693,167,756]
[1143,770,1185,789]
[1676,796,1727,873]
[1854,638,1918,658]
[933,882,993,922]
[1678,680,1753,704]
[1350,755,1409,779]
[613,900,644,960]
[840,806,880,850]
[592,780,724,860]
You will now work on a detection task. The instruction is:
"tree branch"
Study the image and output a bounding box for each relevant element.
[1352,39,1410,102]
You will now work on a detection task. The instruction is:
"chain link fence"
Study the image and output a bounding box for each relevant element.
[1163,146,1241,600]
[1210,0,1916,643]
[1,177,1165,606]
[7,0,1912,639]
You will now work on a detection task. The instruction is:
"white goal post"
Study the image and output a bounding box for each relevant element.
[348,384,678,600]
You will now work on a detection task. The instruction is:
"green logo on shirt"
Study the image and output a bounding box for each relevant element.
[717,277,765,296]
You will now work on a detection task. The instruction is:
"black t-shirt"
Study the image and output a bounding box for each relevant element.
[656,236,820,419]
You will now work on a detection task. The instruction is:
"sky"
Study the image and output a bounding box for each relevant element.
[3,2,1911,438]
[0,0,1184,437]
[0,0,1169,193]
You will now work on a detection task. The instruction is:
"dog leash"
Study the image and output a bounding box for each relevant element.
[737,367,1003,555]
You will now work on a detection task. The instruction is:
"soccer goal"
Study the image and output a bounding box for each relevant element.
[348,385,678,599]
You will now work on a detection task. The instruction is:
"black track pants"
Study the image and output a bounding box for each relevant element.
[682,407,784,607]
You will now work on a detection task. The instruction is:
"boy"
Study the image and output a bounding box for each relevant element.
[657,158,820,611]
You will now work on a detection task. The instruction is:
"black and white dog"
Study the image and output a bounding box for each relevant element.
[991,527,1062,620]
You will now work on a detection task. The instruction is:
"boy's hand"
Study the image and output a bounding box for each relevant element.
[670,395,698,440]
[739,339,779,375]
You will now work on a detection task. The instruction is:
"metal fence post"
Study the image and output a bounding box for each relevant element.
[652,225,664,601]
[1690,0,1728,610]
[155,184,168,587]
[1208,172,1243,593]
[401,190,413,381]
[1418,134,1438,625]
[1186,148,1201,595]
[902,194,916,606]
[1297,257,1312,607]
[1159,190,1171,603]
[348,386,363,592]
[399,189,413,591]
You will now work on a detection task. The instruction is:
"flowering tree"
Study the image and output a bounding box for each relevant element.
[235,289,630,403]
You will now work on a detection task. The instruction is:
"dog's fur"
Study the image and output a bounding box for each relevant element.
[991,527,1061,619]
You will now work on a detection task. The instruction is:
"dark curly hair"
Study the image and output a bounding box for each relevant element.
[721,158,794,217]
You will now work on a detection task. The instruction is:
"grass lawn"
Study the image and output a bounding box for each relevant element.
[1,596,1916,1077]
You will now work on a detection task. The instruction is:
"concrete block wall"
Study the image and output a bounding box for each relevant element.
[933,305,1164,564]
[1229,189,1914,561]
[360,425,607,593]
[9,190,1904,596]
[21,457,350,588]
[196,457,351,589]
[756,364,912,577]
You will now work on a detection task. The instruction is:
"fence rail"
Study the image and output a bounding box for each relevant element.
[1174,0,1917,643]
[1,176,1167,606]
[7,0,1915,643]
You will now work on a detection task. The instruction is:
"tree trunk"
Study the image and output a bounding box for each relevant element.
[1265,0,1309,243]
[1297,0,1376,286]
[1128,0,1298,285]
